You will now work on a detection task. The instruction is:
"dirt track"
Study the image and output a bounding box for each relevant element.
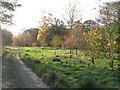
[2,51,49,88]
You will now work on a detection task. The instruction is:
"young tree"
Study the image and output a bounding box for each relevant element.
[84,27,102,64]
[97,1,119,69]
[63,1,82,57]
[63,0,81,30]
[51,35,62,56]
[51,35,62,48]
[37,13,53,47]
[62,29,73,49]
[71,23,86,55]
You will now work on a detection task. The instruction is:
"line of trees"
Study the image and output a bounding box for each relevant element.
[12,28,39,46]
[1,1,119,59]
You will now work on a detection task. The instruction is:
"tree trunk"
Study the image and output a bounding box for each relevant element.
[109,36,114,70]
[91,51,95,64]
[75,49,78,55]
[70,49,72,58]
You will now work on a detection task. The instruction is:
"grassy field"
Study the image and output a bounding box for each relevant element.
[3,46,120,88]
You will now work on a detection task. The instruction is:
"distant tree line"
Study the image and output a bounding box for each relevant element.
[12,28,39,47]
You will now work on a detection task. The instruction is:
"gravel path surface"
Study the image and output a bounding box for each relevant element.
[2,51,49,88]
[2,52,26,88]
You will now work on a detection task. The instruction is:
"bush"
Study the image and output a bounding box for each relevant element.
[45,71,71,88]
[80,76,100,88]
[46,71,58,85]
[38,67,48,77]
[54,77,70,88]
[32,42,38,47]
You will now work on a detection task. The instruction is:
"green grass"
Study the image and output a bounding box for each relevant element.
[5,46,120,88]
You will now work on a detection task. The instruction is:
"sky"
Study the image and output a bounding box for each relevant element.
[2,0,119,35]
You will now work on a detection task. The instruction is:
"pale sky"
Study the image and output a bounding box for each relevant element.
[2,0,119,35]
